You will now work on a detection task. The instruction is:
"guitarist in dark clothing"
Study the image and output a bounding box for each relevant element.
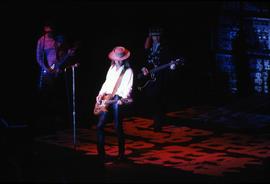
[139,27,171,132]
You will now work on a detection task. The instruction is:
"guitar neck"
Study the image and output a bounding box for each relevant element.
[137,58,182,79]
[106,98,131,105]
[57,47,77,68]
[106,99,118,104]
[58,53,71,67]
[137,62,171,79]
[149,63,171,74]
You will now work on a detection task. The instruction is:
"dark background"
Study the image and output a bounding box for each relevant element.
[0,1,222,128]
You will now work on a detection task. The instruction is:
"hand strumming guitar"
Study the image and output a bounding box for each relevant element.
[96,93,105,105]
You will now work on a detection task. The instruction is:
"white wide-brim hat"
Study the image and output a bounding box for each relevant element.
[108,46,130,61]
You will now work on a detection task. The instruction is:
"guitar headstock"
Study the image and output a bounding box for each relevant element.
[170,57,185,65]
[169,58,184,70]
[170,58,185,65]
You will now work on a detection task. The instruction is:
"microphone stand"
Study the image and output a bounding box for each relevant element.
[67,63,79,150]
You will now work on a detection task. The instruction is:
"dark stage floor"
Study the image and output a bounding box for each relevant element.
[1,104,270,183]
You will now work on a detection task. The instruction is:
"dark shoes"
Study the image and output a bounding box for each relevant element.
[150,123,162,132]
[99,155,114,165]
[150,120,162,132]
[99,155,128,165]
[154,126,162,132]
[117,154,127,161]
[113,155,128,164]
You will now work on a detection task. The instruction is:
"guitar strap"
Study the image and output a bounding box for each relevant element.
[111,67,127,98]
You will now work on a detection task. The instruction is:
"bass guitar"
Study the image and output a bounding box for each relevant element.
[137,58,185,91]
[49,46,77,74]
[93,94,133,115]
[42,42,79,75]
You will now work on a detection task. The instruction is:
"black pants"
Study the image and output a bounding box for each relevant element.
[36,71,68,134]
[144,79,165,130]
[96,95,125,160]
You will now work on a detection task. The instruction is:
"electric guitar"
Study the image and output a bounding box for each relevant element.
[93,94,133,115]
[49,47,77,73]
[42,41,79,75]
[137,58,185,91]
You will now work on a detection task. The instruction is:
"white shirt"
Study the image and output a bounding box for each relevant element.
[98,65,133,99]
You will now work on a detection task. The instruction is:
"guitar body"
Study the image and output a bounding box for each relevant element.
[137,73,157,91]
[93,94,133,115]
[93,94,113,115]
[47,46,78,74]
[38,43,79,90]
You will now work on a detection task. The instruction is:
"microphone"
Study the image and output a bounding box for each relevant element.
[73,63,80,68]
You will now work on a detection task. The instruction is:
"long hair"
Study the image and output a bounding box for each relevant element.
[111,59,131,70]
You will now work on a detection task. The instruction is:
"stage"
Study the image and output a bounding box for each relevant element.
[1,105,270,183]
